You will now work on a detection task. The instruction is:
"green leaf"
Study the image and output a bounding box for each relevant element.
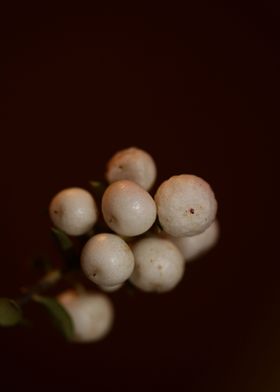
[51,228,78,269]
[51,227,73,251]
[0,298,23,327]
[89,180,107,197]
[33,295,74,340]
[151,217,163,234]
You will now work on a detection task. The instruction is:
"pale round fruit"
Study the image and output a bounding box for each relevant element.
[106,147,157,191]
[102,180,157,237]
[171,220,220,262]
[49,187,98,236]
[57,290,114,343]
[130,237,185,293]
[99,284,123,292]
[154,174,217,237]
[81,233,135,286]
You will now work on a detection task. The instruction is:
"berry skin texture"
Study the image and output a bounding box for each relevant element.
[106,147,157,191]
[130,237,185,293]
[170,220,220,262]
[154,174,217,237]
[57,290,114,343]
[49,187,98,236]
[81,233,135,286]
[102,180,157,237]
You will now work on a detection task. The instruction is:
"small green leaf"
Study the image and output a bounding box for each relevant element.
[0,298,22,327]
[33,295,74,340]
[154,217,163,233]
[51,227,73,251]
[51,228,78,269]
[89,180,107,197]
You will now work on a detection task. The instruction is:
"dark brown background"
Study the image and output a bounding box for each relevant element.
[0,3,278,392]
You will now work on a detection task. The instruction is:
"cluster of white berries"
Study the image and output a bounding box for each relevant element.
[49,147,219,343]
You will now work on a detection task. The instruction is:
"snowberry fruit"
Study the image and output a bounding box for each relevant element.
[154,174,217,237]
[106,147,157,191]
[130,237,185,293]
[170,220,220,262]
[57,290,114,343]
[99,284,123,292]
[102,180,157,237]
[49,187,98,236]
[81,233,135,286]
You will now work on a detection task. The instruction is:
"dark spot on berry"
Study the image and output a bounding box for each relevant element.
[108,215,116,224]
[54,210,58,214]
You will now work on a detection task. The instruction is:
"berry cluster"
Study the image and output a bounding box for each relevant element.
[49,147,219,342]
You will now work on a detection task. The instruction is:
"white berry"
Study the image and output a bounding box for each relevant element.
[106,147,157,191]
[49,187,98,236]
[57,290,114,343]
[102,180,157,237]
[81,233,135,286]
[130,237,185,292]
[99,284,123,292]
[170,220,220,262]
[154,174,217,237]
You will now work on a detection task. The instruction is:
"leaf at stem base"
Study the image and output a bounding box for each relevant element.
[0,298,23,327]
[33,295,74,340]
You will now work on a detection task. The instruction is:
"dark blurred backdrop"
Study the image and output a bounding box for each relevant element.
[0,3,278,392]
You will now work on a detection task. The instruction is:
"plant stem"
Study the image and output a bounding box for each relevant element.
[16,269,63,306]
